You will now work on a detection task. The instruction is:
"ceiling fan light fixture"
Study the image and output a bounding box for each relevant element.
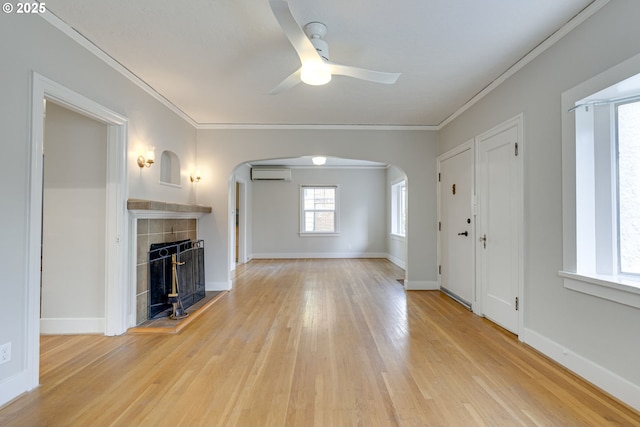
[300,61,332,86]
[312,156,327,165]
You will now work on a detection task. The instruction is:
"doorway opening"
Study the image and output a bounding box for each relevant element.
[41,101,108,334]
[235,180,246,265]
[27,73,128,391]
[229,178,247,273]
[228,157,408,286]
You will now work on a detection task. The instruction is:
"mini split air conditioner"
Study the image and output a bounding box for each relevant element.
[251,167,292,181]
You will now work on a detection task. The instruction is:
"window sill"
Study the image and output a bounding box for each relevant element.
[390,234,406,241]
[299,232,340,237]
[559,271,640,309]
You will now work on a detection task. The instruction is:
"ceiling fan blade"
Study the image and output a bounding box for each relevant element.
[269,67,302,94]
[269,0,319,63]
[328,62,401,85]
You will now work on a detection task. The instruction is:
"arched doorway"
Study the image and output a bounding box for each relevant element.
[227,156,408,283]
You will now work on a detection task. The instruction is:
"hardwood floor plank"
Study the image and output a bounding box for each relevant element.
[1,259,639,426]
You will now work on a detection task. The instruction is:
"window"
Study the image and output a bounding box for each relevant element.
[300,186,339,234]
[391,180,406,237]
[617,100,640,275]
[573,92,640,279]
[560,61,640,308]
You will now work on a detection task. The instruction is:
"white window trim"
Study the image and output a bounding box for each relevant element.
[560,51,640,309]
[559,271,640,309]
[390,179,406,238]
[299,185,340,236]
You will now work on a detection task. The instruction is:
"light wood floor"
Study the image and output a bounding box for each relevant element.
[1,259,639,427]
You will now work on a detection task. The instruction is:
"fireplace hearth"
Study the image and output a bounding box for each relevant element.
[148,239,205,319]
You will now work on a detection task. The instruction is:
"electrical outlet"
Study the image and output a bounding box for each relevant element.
[0,342,11,365]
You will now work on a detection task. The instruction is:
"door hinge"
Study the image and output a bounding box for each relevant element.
[439,265,442,275]
[515,142,519,156]
[439,221,441,231]
[438,172,441,182]
[515,297,519,311]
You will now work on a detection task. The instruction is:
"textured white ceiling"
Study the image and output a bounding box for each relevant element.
[45,0,594,127]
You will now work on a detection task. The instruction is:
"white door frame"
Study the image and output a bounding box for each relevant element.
[437,140,476,308]
[474,114,524,336]
[27,73,129,388]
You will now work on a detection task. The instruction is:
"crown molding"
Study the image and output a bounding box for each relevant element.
[40,0,610,132]
[39,11,198,128]
[197,123,438,131]
[437,0,611,129]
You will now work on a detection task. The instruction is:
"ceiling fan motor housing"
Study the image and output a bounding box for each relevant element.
[310,38,329,61]
[304,22,329,61]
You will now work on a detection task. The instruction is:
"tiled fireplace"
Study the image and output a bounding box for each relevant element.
[128,199,212,325]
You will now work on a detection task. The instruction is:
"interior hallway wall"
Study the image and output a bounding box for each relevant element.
[251,167,387,259]
[41,102,108,333]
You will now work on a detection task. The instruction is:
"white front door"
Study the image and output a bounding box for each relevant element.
[476,116,523,334]
[439,144,474,306]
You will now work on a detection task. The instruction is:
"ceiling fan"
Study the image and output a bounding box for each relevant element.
[269,0,401,94]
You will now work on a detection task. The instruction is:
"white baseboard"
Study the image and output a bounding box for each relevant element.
[251,252,388,259]
[0,370,33,408]
[404,280,438,291]
[40,317,105,335]
[206,281,232,291]
[522,328,640,412]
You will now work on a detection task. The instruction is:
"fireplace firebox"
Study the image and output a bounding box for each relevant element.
[148,239,205,319]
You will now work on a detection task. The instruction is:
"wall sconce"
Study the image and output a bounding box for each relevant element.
[137,147,155,168]
[190,170,202,183]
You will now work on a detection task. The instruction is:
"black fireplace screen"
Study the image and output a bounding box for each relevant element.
[148,240,205,319]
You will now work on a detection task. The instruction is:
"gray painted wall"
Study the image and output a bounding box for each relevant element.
[42,102,107,330]
[439,0,640,395]
[251,167,387,258]
[196,129,438,290]
[386,165,408,268]
[0,12,196,400]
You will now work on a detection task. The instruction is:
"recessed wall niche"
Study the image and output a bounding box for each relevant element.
[160,150,181,186]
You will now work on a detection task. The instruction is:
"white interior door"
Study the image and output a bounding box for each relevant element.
[439,145,474,306]
[476,117,523,334]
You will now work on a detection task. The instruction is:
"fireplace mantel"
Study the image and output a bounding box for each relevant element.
[127,198,212,216]
[127,199,212,213]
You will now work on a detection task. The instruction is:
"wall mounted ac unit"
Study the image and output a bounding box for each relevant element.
[251,167,292,181]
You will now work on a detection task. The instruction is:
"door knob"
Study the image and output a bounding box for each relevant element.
[457,231,468,236]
